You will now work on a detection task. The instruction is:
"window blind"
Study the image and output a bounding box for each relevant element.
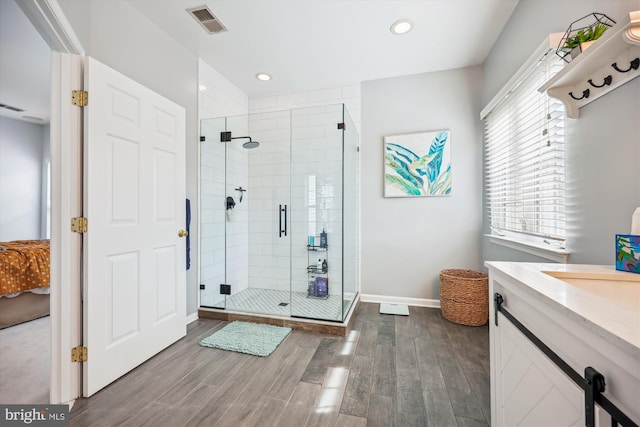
[484,50,566,241]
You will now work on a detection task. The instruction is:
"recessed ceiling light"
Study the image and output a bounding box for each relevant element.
[390,19,412,35]
[198,84,207,92]
[22,115,44,122]
[256,73,272,81]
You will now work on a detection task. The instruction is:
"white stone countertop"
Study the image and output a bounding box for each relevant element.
[485,262,640,355]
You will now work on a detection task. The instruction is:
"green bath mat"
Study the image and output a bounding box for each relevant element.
[199,321,292,357]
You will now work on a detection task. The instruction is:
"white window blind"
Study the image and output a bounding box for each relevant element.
[484,50,566,241]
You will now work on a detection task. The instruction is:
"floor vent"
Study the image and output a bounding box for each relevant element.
[187,6,227,35]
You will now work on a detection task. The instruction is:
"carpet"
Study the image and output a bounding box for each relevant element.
[199,321,292,357]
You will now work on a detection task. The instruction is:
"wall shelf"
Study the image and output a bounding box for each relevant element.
[539,10,640,119]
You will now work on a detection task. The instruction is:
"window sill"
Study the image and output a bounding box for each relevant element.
[486,234,570,263]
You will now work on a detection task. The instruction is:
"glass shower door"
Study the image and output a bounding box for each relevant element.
[199,117,227,309]
[225,111,292,315]
[290,105,344,321]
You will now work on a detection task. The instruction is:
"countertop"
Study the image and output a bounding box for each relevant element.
[485,262,640,355]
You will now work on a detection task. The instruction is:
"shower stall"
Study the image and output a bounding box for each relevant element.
[198,104,359,322]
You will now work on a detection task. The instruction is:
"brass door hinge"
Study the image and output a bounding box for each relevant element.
[72,90,88,107]
[71,217,88,233]
[71,346,87,362]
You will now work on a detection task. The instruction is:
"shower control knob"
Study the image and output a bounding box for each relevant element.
[178,229,188,238]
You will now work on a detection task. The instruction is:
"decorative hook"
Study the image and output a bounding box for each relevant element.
[568,89,590,101]
[611,57,640,73]
[588,75,612,88]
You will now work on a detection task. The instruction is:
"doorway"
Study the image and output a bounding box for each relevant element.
[0,0,53,404]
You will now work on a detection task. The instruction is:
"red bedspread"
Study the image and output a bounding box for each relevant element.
[0,240,50,296]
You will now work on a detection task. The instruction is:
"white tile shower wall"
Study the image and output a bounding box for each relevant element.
[247,111,292,293]
[249,83,361,134]
[198,59,248,306]
[292,106,345,296]
[250,85,360,298]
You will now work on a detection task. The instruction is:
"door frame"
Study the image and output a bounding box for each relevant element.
[17,0,84,405]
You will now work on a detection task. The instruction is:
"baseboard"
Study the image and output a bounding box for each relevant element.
[186,312,199,325]
[359,294,440,308]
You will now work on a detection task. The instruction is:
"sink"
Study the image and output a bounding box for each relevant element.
[543,270,640,310]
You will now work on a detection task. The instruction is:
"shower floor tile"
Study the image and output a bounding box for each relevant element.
[223,288,350,321]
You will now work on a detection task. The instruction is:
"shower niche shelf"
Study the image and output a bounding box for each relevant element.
[307,241,329,299]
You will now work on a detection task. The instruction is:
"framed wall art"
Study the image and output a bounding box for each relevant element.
[384,130,451,197]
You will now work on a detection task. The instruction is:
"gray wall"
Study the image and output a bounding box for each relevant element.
[483,0,640,264]
[361,66,483,300]
[0,116,47,241]
[57,0,200,315]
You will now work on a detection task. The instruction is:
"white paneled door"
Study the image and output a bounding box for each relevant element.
[83,57,186,397]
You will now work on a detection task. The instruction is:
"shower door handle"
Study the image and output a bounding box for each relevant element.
[283,204,287,237]
[279,204,287,237]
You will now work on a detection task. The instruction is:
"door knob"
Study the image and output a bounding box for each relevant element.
[178,229,188,237]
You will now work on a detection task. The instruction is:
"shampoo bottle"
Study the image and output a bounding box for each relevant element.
[322,259,328,273]
[320,229,327,247]
[317,259,323,271]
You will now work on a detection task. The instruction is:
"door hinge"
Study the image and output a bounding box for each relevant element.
[71,217,88,233]
[337,122,345,130]
[71,346,87,362]
[72,90,88,107]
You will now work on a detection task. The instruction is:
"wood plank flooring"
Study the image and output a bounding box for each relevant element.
[70,303,490,427]
[0,316,50,404]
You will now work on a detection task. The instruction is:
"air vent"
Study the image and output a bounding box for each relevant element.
[187,6,227,34]
[0,103,25,112]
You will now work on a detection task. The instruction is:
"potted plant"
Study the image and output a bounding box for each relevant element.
[563,22,609,59]
[557,13,616,63]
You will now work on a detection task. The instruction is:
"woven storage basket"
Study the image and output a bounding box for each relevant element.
[439,269,489,326]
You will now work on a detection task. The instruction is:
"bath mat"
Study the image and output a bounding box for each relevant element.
[379,303,410,316]
[199,321,291,357]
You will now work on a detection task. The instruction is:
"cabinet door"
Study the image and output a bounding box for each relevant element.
[494,313,583,427]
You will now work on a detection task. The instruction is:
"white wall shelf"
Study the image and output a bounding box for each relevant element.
[539,10,640,119]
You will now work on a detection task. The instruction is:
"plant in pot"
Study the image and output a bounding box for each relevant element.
[557,13,616,63]
[563,23,609,59]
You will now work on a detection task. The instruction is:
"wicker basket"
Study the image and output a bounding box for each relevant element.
[439,269,489,326]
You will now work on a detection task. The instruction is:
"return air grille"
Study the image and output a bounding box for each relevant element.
[187,6,227,34]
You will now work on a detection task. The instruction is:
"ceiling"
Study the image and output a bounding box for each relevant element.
[0,0,520,125]
[0,0,50,124]
[126,0,520,96]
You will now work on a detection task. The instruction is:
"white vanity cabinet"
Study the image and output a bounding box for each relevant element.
[486,262,640,427]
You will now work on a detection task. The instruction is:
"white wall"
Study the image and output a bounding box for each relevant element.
[0,116,47,241]
[482,0,640,264]
[58,0,201,315]
[361,66,484,301]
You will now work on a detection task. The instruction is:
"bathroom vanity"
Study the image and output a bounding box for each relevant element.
[486,262,640,426]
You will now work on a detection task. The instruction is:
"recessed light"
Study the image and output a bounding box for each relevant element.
[198,84,207,92]
[390,19,412,35]
[256,73,271,81]
[22,115,43,122]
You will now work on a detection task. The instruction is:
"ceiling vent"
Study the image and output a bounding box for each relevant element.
[0,103,25,112]
[187,6,227,35]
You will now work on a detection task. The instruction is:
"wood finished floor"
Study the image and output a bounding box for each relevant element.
[70,303,490,427]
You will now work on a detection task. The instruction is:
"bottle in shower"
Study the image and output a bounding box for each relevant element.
[320,229,327,247]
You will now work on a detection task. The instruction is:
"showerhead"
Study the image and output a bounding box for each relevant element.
[242,140,260,149]
[224,134,260,149]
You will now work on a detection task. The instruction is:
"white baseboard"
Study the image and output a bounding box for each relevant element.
[359,294,440,308]
[186,312,199,325]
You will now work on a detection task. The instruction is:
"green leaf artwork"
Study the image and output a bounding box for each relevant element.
[384,130,451,197]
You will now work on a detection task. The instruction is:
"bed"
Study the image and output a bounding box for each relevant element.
[0,240,50,329]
